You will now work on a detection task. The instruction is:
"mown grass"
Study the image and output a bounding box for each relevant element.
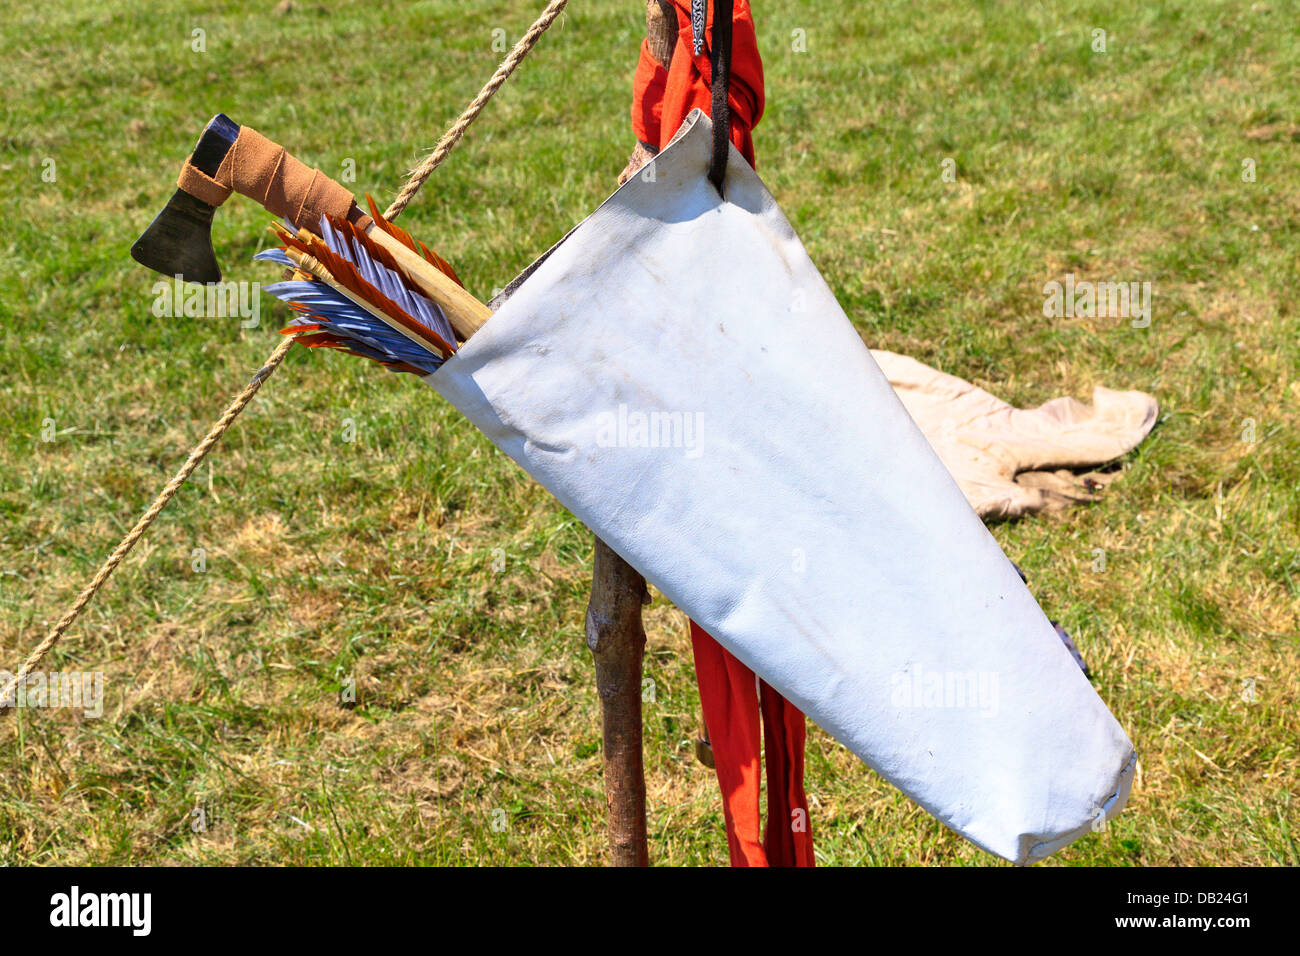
[0,0,1296,866]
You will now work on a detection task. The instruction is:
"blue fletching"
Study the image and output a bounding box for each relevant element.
[257,262,446,374]
[253,249,295,268]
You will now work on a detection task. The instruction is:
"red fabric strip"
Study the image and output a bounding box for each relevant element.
[631,0,765,165]
[635,1,810,868]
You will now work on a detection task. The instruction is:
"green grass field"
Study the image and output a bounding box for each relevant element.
[0,0,1296,866]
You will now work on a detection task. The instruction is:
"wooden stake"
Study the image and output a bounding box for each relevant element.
[576,0,679,871]
[585,536,650,866]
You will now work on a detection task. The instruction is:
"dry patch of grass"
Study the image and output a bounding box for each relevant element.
[0,0,1296,866]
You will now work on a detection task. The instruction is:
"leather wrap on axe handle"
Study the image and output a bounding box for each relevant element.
[178,126,368,234]
[178,125,491,340]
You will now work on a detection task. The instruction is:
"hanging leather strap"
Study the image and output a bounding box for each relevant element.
[707,0,734,194]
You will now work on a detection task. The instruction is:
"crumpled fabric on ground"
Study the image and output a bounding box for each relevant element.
[871,350,1158,521]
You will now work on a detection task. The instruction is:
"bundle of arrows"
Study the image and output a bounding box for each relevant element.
[257,198,465,375]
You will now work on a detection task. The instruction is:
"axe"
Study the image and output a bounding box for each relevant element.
[131,113,490,339]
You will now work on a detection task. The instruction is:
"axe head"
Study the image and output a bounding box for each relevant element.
[130,113,240,284]
[131,189,223,283]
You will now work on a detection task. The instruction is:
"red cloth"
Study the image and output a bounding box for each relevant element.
[633,3,813,867]
[631,0,765,165]
[690,624,814,867]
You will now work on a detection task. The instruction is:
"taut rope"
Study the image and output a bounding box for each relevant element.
[385,0,571,221]
[0,0,570,713]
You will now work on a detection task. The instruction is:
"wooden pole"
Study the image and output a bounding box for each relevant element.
[581,0,679,870]
[585,536,651,866]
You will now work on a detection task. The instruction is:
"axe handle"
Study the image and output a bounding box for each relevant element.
[179,125,365,234]
[364,226,491,340]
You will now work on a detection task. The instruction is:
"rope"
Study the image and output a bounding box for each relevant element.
[384,0,571,220]
[0,0,569,714]
[0,335,296,711]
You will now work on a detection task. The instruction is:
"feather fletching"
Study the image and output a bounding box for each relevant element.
[256,213,464,376]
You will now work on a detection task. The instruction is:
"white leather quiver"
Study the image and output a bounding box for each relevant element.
[424,111,1135,864]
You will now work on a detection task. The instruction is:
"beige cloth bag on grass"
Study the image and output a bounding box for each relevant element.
[874,350,1158,521]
